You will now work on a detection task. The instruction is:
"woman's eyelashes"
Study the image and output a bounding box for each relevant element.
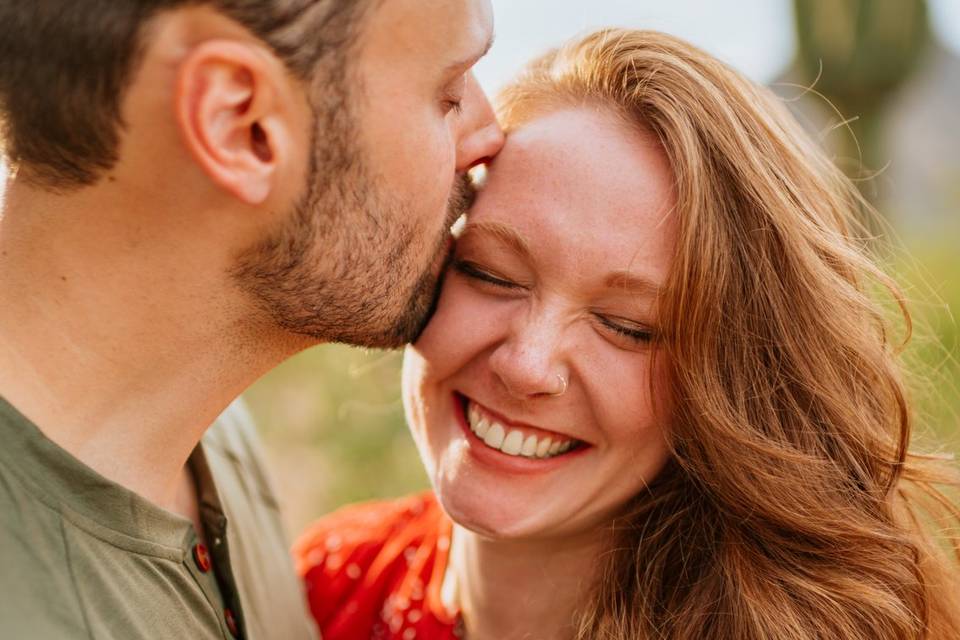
[453,258,655,346]
[452,259,525,290]
[594,314,655,345]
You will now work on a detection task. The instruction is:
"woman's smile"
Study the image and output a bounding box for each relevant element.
[451,391,590,472]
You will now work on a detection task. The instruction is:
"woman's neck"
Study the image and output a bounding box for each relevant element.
[446,523,609,640]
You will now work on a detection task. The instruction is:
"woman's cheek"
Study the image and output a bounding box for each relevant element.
[586,348,665,436]
[418,281,511,367]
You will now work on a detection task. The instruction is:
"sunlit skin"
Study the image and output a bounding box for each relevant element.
[0,0,501,523]
[402,106,677,639]
[359,0,502,240]
[262,0,505,344]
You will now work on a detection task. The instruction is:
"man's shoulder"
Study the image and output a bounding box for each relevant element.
[0,467,86,637]
[201,396,282,512]
[293,492,448,580]
[200,397,321,640]
[203,397,262,458]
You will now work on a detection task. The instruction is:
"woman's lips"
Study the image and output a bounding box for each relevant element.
[452,392,589,472]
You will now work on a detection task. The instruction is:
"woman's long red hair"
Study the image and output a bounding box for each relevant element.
[498,29,960,639]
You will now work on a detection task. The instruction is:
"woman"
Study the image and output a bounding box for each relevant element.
[294,29,960,639]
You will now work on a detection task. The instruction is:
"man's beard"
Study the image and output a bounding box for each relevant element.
[380,173,475,345]
[231,105,476,349]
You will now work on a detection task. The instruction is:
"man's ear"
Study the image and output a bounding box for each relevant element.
[175,41,296,205]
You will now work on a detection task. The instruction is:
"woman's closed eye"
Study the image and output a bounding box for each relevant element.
[594,314,655,345]
[453,258,655,347]
[452,259,526,291]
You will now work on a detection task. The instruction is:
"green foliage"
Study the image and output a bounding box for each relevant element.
[794,0,930,105]
[243,345,423,535]
[792,0,931,189]
[897,232,960,447]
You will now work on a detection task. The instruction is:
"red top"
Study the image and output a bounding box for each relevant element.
[293,492,462,640]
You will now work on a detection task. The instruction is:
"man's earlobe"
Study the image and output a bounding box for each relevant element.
[175,41,288,205]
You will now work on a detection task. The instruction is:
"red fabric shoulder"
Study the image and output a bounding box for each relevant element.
[293,492,458,640]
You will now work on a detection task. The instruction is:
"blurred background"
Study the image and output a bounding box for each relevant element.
[4,0,959,536]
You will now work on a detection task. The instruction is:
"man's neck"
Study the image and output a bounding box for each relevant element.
[0,180,309,512]
[449,524,607,640]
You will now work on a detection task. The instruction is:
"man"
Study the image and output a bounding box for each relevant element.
[0,0,502,638]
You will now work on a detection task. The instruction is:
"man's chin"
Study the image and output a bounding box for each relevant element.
[378,257,448,347]
[320,262,443,350]
[372,175,470,347]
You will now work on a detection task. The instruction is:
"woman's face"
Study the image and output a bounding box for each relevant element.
[403,106,676,539]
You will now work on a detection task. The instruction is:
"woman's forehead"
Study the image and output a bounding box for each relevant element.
[471,107,677,277]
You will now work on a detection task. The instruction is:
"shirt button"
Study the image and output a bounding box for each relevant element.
[192,543,212,573]
[224,607,240,638]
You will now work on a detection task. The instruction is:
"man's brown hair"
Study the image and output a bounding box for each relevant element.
[0,0,370,189]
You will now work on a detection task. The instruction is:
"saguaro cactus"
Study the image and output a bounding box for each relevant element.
[793,0,931,197]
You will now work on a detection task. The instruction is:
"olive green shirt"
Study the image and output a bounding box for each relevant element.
[0,396,319,640]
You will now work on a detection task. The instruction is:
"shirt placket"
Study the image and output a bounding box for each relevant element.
[184,526,241,640]
[190,440,247,639]
[205,510,246,640]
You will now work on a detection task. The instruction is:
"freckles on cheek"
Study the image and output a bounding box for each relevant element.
[592,356,662,427]
[418,287,503,371]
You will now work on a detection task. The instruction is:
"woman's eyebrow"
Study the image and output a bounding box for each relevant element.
[458,220,532,261]
[604,271,662,298]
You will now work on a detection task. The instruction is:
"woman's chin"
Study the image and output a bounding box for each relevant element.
[434,482,555,540]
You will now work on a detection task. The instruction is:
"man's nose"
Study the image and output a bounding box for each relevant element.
[455,73,505,172]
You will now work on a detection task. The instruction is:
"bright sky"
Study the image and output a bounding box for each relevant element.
[931,0,960,56]
[475,0,795,95]
[475,0,960,95]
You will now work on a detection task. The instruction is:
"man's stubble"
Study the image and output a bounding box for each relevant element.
[231,73,475,349]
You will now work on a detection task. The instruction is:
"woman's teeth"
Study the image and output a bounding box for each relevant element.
[466,401,575,459]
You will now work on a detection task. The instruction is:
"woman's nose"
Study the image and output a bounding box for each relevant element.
[487,311,570,401]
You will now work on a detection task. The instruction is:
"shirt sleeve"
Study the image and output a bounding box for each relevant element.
[292,493,447,639]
